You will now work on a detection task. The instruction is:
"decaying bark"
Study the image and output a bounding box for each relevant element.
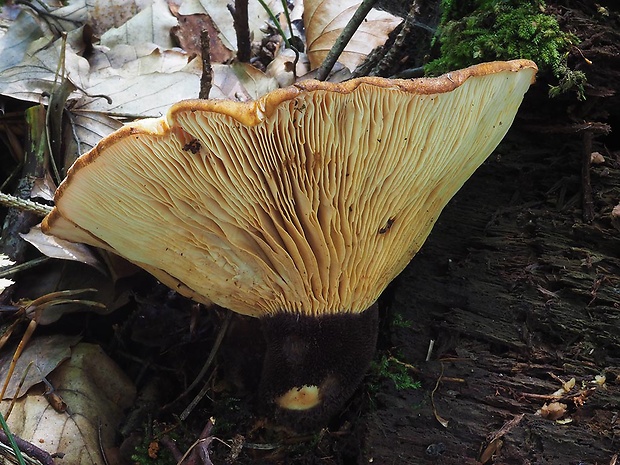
[364,126,620,464]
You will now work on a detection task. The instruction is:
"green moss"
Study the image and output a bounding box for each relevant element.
[392,313,413,329]
[370,354,421,391]
[130,422,191,465]
[426,0,586,99]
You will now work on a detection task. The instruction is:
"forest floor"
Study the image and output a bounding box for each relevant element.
[1,1,619,465]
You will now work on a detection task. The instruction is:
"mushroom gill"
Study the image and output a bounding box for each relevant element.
[42,60,537,429]
[43,60,537,319]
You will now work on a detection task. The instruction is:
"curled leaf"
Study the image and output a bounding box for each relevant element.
[304,0,401,71]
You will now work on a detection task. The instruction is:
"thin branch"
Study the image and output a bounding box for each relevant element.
[199,29,213,100]
[0,430,55,465]
[231,0,251,62]
[316,0,379,81]
[0,192,52,217]
[179,311,232,420]
[581,131,594,223]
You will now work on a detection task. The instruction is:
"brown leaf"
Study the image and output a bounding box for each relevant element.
[21,225,104,272]
[170,10,234,63]
[1,343,136,465]
[304,0,402,70]
[538,401,567,420]
[0,334,81,400]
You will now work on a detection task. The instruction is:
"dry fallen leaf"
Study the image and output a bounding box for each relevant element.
[53,0,153,37]
[1,343,136,465]
[0,334,80,400]
[266,48,311,87]
[0,27,89,104]
[169,7,234,63]
[304,0,402,71]
[538,401,567,420]
[100,0,178,49]
[0,254,15,292]
[0,11,45,73]
[62,110,124,169]
[21,225,104,273]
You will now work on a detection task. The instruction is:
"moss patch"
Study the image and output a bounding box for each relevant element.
[426,0,586,99]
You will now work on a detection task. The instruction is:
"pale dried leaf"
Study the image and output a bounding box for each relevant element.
[53,0,152,36]
[218,62,278,100]
[74,68,200,116]
[304,0,402,70]
[72,45,200,117]
[21,225,104,272]
[0,10,44,73]
[0,334,80,400]
[31,174,57,202]
[266,48,311,87]
[0,28,89,104]
[0,254,15,268]
[2,343,136,465]
[228,63,278,100]
[0,278,14,293]
[89,43,193,77]
[63,110,124,170]
[100,0,178,49]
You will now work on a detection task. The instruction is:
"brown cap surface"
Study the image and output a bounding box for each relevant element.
[43,60,537,317]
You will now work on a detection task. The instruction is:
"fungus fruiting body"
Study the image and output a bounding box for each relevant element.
[42,60,537,429]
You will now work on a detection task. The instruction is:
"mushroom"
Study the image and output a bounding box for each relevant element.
[42,59,537,430]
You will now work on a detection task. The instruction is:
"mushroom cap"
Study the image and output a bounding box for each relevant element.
[43,60,537,318]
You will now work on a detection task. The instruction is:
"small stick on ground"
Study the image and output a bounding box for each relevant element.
[0,430,55,465]
[315,0,379,81]
[581,130,594,223]
[179,311,232,420]
[199,29,213,100]
[230,0,251,63]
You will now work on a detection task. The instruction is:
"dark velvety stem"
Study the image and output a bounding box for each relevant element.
[259,304,379,431]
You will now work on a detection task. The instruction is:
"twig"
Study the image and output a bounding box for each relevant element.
[179,312,232,420]
[160,436,184,463]
[522,122,611,135]
[387,355,420,375]
[517,388,595,401]
[425,338,435,362]
[230,0,251,63]
[199,29,213,100]
[175,418,217,465]
[316,0,379,81]
[0,429,55,465]
[0,192,51,216]
[581,131,594,223]
[0,320,38,401]
[0,257,51,278]
[489,414,524,443]
[430,361,449,427]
